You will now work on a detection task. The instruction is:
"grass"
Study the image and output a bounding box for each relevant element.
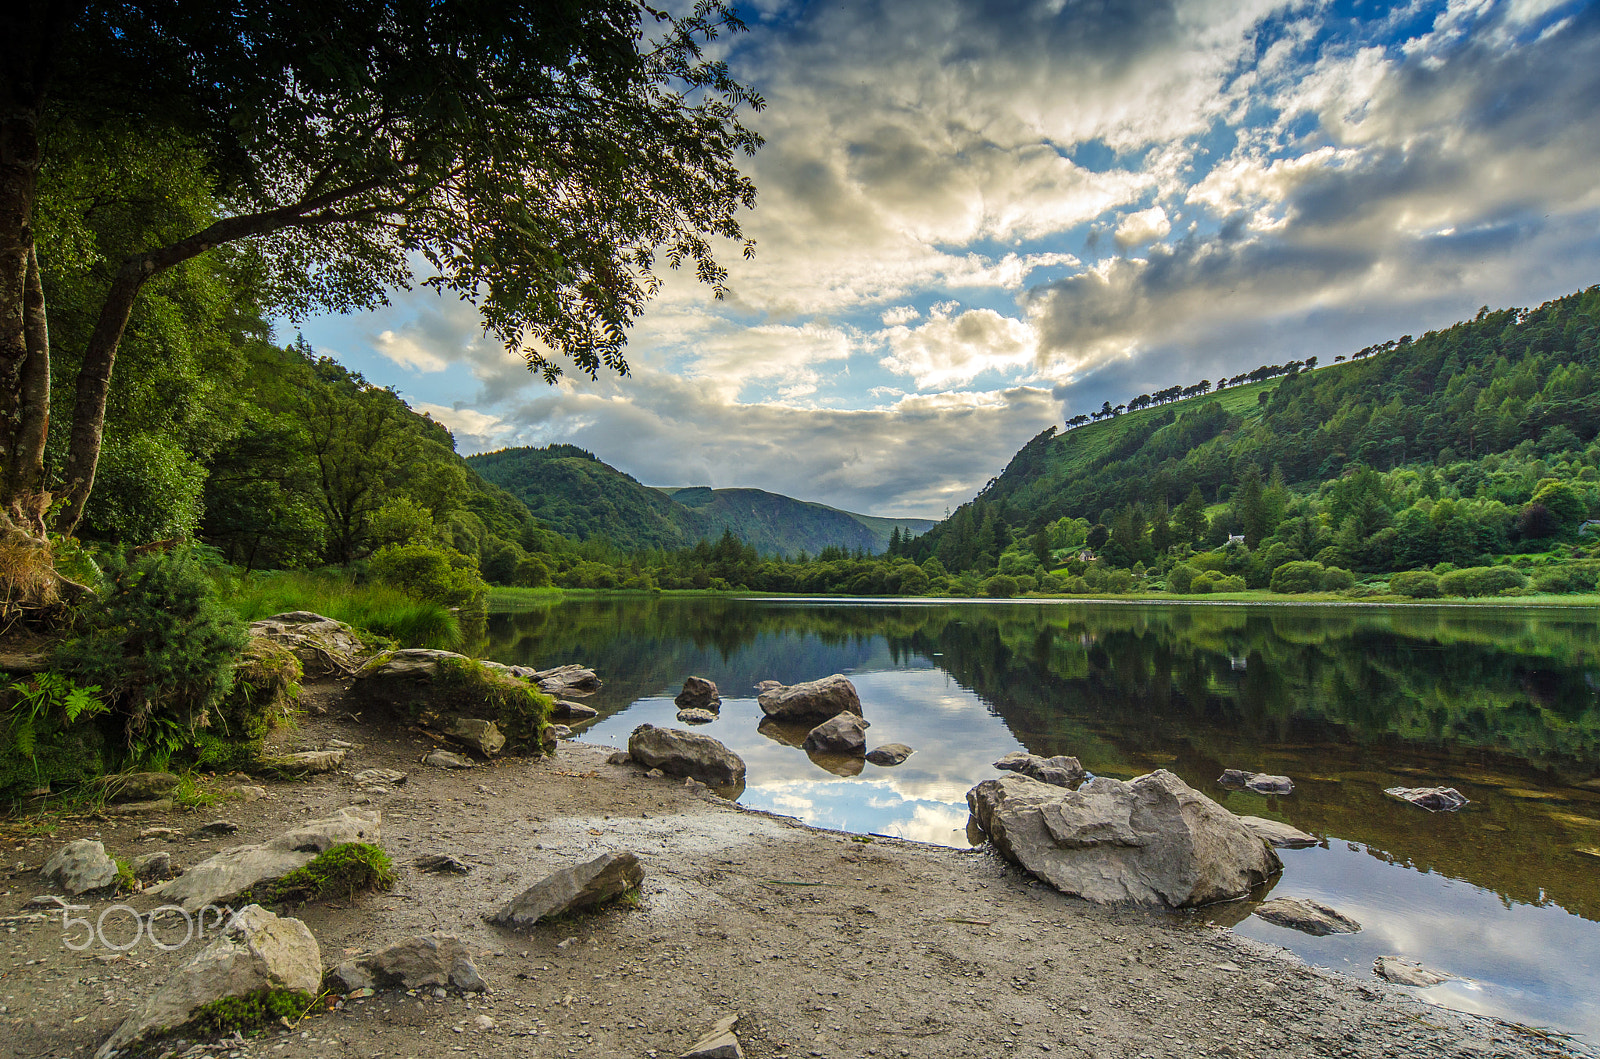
[221,568,462,649]
[186,988,319,1035]
[263,842,396,904]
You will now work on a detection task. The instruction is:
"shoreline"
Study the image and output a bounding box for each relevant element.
[1,693,1588,1059]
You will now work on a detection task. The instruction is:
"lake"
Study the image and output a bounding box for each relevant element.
[476,596,1600,1045]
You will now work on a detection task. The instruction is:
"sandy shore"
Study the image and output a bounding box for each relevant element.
[0,689,1584,1059]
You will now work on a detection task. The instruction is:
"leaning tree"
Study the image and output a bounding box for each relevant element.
[0,0,762,572]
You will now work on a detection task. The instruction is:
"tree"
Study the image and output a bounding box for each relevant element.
[1,0,763,540]
[1175,486,1208,544]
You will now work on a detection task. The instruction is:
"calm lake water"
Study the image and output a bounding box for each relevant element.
[476,597,1600,1045]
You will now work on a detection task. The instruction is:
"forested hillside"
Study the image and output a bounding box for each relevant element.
[468,445,934,555]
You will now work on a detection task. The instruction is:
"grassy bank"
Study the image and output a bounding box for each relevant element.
[222,569,463,648]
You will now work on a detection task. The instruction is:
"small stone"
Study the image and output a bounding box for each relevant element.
[674,676,721,712]
[1373,956,1456,986]
[676,708,718,724]
[1384,786,1469,812]
[223,785,268,801]
[137,827,181,841]
[443,717,505,757]
[197,821,240,836]
[416,854,472,874]
[551,700,600,721]
[258,749,347,774]
[1217,769,1293,795]
[866,743,913,766]
[547,723,574,739]
[472,1015,496,1032]
[1254,897,1361,936]
[354,768,407,787]
[646,768,665,778]
[424,750,477,770]
[41,839,119,895]
[131,851,175,881]
[681,1014,742,1059]
[606,751,632,766]
[802,713,870,756]
[490,851,644,927]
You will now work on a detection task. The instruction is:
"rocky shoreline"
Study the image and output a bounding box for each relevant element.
[0,649,1587,1059]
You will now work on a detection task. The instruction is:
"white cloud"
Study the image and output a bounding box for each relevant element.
[373,329,449,373]
[881,307,1040,390]
[1114,205,1173,248]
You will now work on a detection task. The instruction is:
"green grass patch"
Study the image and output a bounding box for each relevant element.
[264,842,396,904]
[222,569,462,649]
[430,656,551,752]
[186,988,318,1035]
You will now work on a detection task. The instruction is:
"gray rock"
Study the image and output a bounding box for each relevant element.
[753,680,782,692]
[802,713,870,755]
[416,853,472,874]
[424,750,477,770]
[531,664,602,694]
[330,933,485,994]
[490,851,644,927]
[681,1014,743,1058]
[646,768,665,778]
[41,839,119,895]
[103,798,175,815]
[197,820,240,836]
[147,808,380,913]
[966,771,1281,909]
[1236,816,1319,849]
[94,905,322,1059]
[866,743,914,766]
[606,751,632,766]
[757,674,862,723]
[354,768,407,787]
[628,725,746,788]
[130,851,175,882]
[551,699,600,721]
[1373,956,1456,986]
[259,749,347,774]
[676,708,718,724]
[1254,897,1361,935]
[674,676,721,712]
[443,717,505,757]
[1384,786,1469,812]
[994,752,1085,788]
[1218,769,1295,795]
[224,785,269,801]
[546,723,574,739]
[247,612,369,674]
[97,772,180,803]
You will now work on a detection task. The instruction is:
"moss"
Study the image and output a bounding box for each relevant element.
[172,773,218,808]
[112,855,137,894]
[186,988,317,1034]
[264,842,395,904]
[430,656,550,753]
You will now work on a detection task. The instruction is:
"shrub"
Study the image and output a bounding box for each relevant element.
[265,842,396,904]
[0,674,109,798]
[1319,566,1356,591]
[369,543,487,608]
[1190,570,1219,594]
[982,574,1019,598]
[1213,574,1247,593]
[53,548,249,765]
[1389,570,1441,598]
[1531,563,1600,594]
[1166,563,1197,593]
[1438,566,1530,597]
[1270,561,1325,594]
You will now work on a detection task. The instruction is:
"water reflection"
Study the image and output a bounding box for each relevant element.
[483,597,1600,1043]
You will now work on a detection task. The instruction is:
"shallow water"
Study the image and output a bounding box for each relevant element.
[479,597,1600,1044]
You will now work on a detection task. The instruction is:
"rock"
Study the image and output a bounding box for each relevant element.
[1385,786,1469,812]
[628,725,746,788]
[472,1014,496,1031]
[41,839,119,895]
[224,785,268,801]
[94,905,322,1059]
[1236,816,1319,849]
[247,612,369,673]
[757,674,862,723]
[866,743,914,766]
[1218,769,1294,795]
[259,749,347,774]
[1373,956,1456,986]
[147,808,380,913]
[754,680,782,692]
[197,820,240,836]
[966,771,1281,909]
[646,768,665,778]
[551,699,600,721]
[804,750,865,778]
[103,798,175,815]
[416,853,472,874]
[994,752,1085,788]
[97,772,179,803]
[531,664,602,694]
[681,1014,743,1058]
[138,827,180,841]
[130,851,175,882]
[1254,897,1361,935]
[26,894,71,910]
[755,717,812,749]
[490,851,644,927]
[354,768,407,787]
[330,933,486,994]
[802,713,870,755]
[674,676,721,712]
[424,750,477,770]
[546,723,573,739]
[606,751,632,766]
[442,717,505,757]
[676,708,718,724]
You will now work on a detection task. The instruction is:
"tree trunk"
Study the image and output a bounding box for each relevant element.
[8,244,51,534]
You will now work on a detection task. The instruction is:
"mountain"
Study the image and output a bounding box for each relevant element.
[466,445,936,555]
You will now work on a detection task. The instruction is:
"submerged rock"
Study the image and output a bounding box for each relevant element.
[966,770,1281,909]
[674,676,721,712]
[994,752,1086,788]
[758,674,862,724]
[490,851,643,927]
[1218,769,1294,795]
[41,839,119,895]
[1384,786,1469,812]
[803,713,870,756]
[1254,897,1361,935]
[628,725,746,788]
[676,708,718,725]
[866,743,914,766]
[1373,956,1456,986]
[1236,816,1319,849]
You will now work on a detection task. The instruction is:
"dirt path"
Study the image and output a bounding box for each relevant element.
[0,684,1584,1059]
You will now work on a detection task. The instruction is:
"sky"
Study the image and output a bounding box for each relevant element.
[295,0,1600,520]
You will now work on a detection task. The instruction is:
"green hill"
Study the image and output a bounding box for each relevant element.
[467,445,935,555]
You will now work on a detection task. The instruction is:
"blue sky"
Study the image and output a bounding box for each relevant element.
[296,0,1600,519]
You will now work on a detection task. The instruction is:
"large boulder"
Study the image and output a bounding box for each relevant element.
[147,808,380,913]
[674,676,721,712]
[354,651,546,752]
[490,851,644,927]
[757,674,862,724]
[802,713,869,755]
[41,839,119,895]
[966,770,1281,909]
[247,612,368,674]
[627,725,745,788]
[95,905,321,1058]
[328,933,485,994]
[994,752,1085,788]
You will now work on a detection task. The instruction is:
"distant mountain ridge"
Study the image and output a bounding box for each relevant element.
[466,444,935,555]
